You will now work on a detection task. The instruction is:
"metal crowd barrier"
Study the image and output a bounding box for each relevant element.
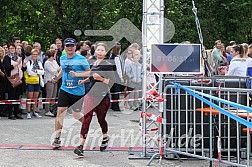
[163,76,252,167]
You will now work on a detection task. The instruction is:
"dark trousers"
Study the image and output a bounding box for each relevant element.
[0,85,5,114]
[81,95,110,139]
[7,84,22,116]
[110,83,121,111]
[41,85,47,109]
[57,78,62,97]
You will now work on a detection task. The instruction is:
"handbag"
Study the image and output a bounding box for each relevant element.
[7,73,22,88]
[24,71,39,84]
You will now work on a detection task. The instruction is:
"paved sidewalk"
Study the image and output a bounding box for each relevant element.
[0,105,210,167]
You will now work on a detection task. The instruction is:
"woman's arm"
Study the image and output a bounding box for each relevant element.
[36,62,45,75]
[78,77,90,85]
[21,57,29,72]
[93,73,109,84]
[104,64,116,87]
[92,64,115,87]
[115,57,123,78]
[3,56,14,77]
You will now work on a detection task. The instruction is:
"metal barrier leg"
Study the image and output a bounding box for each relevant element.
[146,153,159,166]
[166,150,182,162]
[146,151,182,166]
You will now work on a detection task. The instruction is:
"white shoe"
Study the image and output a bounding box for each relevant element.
[34,112,42,118]
[45,111,54,117]
[27,113,31,119]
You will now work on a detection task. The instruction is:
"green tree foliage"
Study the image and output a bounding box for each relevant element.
[0,0,251,50]
[165,0,252,48]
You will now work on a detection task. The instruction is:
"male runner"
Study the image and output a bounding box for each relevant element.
[52,38,90,147]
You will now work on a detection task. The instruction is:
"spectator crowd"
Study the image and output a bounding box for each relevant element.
[205,40,252,76]
[0,37,251,121]
[0,37,147,120]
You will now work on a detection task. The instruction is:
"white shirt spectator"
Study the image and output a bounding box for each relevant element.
[26,59,45,87]
[226,55,247,76]
[246,57,252,68]
[26,60,44,76]
[114,55,124,79]
[44,60,60,84]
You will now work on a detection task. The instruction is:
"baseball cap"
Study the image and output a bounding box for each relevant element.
[64,38,76,46]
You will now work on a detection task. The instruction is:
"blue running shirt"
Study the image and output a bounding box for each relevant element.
[60,54,90,96]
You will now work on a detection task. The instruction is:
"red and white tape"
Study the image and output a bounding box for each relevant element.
[140,112,165,124]
[0,97,143,105]
[146,90,165,103]
[110,98,143,103]
[216,82,222,94]
[0,89,164,105]
[0,97,57,102]
[0,101,57,105]
[214,136,221,167]
[110,89,142,95]
[0,89,163,104]
[110,89,161,96]
[144,133,161,142]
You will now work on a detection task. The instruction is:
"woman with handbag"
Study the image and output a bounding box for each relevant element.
[3,43,27,120]
[24,49,44,119]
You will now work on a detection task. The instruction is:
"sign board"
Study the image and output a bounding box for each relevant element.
[151,44,202,74]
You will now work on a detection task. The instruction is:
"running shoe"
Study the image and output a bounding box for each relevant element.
[100,135,110,151]
[52,138,61,148]
[74,146,84,157]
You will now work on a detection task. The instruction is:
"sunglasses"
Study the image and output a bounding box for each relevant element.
[66,44,75,47]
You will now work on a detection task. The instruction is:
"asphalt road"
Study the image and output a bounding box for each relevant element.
[0,105,212,167]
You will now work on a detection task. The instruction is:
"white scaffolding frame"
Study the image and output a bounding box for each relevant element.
[129,0,166,165]
[142,0,164,157]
